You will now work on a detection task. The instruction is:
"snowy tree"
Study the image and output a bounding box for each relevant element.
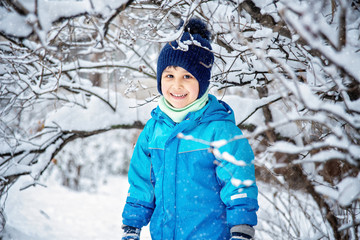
[0,0,359,239]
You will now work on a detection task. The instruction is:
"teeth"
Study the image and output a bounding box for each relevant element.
[172,93,186,97]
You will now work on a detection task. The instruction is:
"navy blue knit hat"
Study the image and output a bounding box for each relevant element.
[157,18,214,99]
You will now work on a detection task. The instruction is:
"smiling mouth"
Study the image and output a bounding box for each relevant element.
[171,93,187,98]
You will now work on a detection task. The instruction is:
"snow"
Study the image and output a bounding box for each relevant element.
[2,175,152,240]
[282,6,360,83]
[45,92,156,131]
[337,175,360,207]
[315,174,360,207]
[0,0,129,38]
[231,178,254,187]
[221,94,275,125]
[0,12,32,37]
[213,149,248,167]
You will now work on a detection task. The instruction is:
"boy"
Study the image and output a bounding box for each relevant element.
[122,18,258,240]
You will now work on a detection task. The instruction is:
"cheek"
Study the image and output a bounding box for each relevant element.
[161,81,169,93]
[190,82,200,96]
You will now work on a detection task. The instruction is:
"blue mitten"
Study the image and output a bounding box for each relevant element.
[122,225,141,240]
[230,225,254,240]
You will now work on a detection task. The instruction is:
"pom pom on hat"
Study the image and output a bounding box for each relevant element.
[157,18,214,99]
[180,18,212,41]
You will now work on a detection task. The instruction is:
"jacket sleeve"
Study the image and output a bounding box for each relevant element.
[122,121,155,229]
[214,122,259,227]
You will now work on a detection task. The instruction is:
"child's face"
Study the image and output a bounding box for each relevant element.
[161,66,199,108]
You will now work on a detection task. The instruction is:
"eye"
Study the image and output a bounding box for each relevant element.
[163,74,174,79]
[184,74,193,79]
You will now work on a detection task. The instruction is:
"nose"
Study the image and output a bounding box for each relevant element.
[173,77,183,89]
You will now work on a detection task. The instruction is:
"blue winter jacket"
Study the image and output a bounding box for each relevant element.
[122,94,258,240]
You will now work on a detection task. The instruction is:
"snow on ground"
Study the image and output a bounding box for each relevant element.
[2,176,151,240]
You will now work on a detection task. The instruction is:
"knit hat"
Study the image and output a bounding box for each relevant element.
[157,18,214,99]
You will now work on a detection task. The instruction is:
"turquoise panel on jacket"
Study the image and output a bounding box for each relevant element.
[122,95,258,240]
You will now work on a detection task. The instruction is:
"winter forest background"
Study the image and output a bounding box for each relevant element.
[0,0,359,239]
